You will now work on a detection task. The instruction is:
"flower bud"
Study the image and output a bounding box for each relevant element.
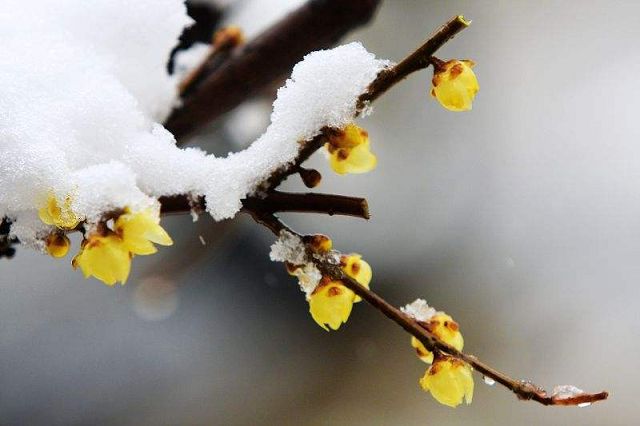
[431,59,479,111]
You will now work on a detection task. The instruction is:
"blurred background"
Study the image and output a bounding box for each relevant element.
[2,0,640,424]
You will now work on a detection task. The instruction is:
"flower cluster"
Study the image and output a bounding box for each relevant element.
[41,195,172,286]
[402,299,474,407]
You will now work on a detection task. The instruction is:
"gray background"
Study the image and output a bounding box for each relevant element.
[2,1,639,424]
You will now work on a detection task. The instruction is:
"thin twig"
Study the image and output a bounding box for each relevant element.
[160,192,369,219]
[356,15,471,110]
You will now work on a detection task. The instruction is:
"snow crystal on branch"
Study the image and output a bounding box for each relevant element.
[401,299,437,322]
[1,0,389,247]
[270,231,306,265]
[270,231,321,299]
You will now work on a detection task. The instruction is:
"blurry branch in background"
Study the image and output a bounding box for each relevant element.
[163,8,609,407]
[165,0,382,141]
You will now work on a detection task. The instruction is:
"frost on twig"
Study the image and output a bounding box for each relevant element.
[401,299,438,322]
[270,230,322,298]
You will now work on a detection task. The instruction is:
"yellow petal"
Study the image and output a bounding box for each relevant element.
[326,124,377,175]
[419,357,474,407]
[309,281,356,331]
[328,140,377,175]
[426,314,464,351]
[38,194,80,229]
[115,209,172,255]
[73,234,131,286]
[340,254,372,303]
[431,60,479,112]
[411,336,434,364]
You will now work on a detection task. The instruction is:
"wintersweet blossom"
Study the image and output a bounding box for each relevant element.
[325,124,377,175]
[45,233,70,258]
[72,233,132,286]
[38,194,80,229]
[420,356,474,407]
[115,208,173,255]
[340,253,372,302]
[431,59,479,111]
[308,253,372,330]
[309,278,356,331]
[411,313,464,364]
[71,208,171,286]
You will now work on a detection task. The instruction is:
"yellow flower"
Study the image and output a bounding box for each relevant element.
[309,279,356,331]
[325,124,377,175]
[340,253,371,303]
[114,208,172,255]
[45,233,71,258]
[411,313,464,364]
[431,59,479,111]
[419,357,474,407]
[72,233,131,286]
[411,336,435,364]
[38,194,80,229]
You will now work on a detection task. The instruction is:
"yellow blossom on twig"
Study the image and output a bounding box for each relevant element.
[308,253,372,331]
[411,313,464,364]
[72,233,131,286]
[115,208,173,255]
[340,253,371,303]
[38,194,80,229]
[420,356,474,407]
[431,59,479,111]
[309,278,355,331]
[325,124,377,175]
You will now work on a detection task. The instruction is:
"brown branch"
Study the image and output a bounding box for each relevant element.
[257,15,471,192]
[356,15,470,110]
[246,211,608,407]
[165,0,382,141]
[243,191,370,219]
[159,192,369,219]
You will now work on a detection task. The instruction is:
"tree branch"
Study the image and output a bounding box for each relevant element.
[256,15,471,192]
[160,192,369,219]
[248,211,608,407]
[357,15,470,110]
[165,0,382,141]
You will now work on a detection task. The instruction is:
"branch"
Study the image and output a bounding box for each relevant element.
[257,15,471,191]
[248,211,608,407]
[165,0,382,141]
[319,263,609,407]
[159,192,369,219]
[357,15,470,110]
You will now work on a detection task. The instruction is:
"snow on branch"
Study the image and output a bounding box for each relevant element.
[0,0,388,246]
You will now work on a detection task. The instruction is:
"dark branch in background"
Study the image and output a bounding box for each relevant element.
[0,218,17,259]
[164,0,382,141]
[167,2,224,74]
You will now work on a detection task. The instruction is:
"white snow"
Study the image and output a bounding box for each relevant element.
[551,385,585,399]
[401,299,438,322]
[1,0,389,247]
[269,231,306,265]
[269,230,322,299]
